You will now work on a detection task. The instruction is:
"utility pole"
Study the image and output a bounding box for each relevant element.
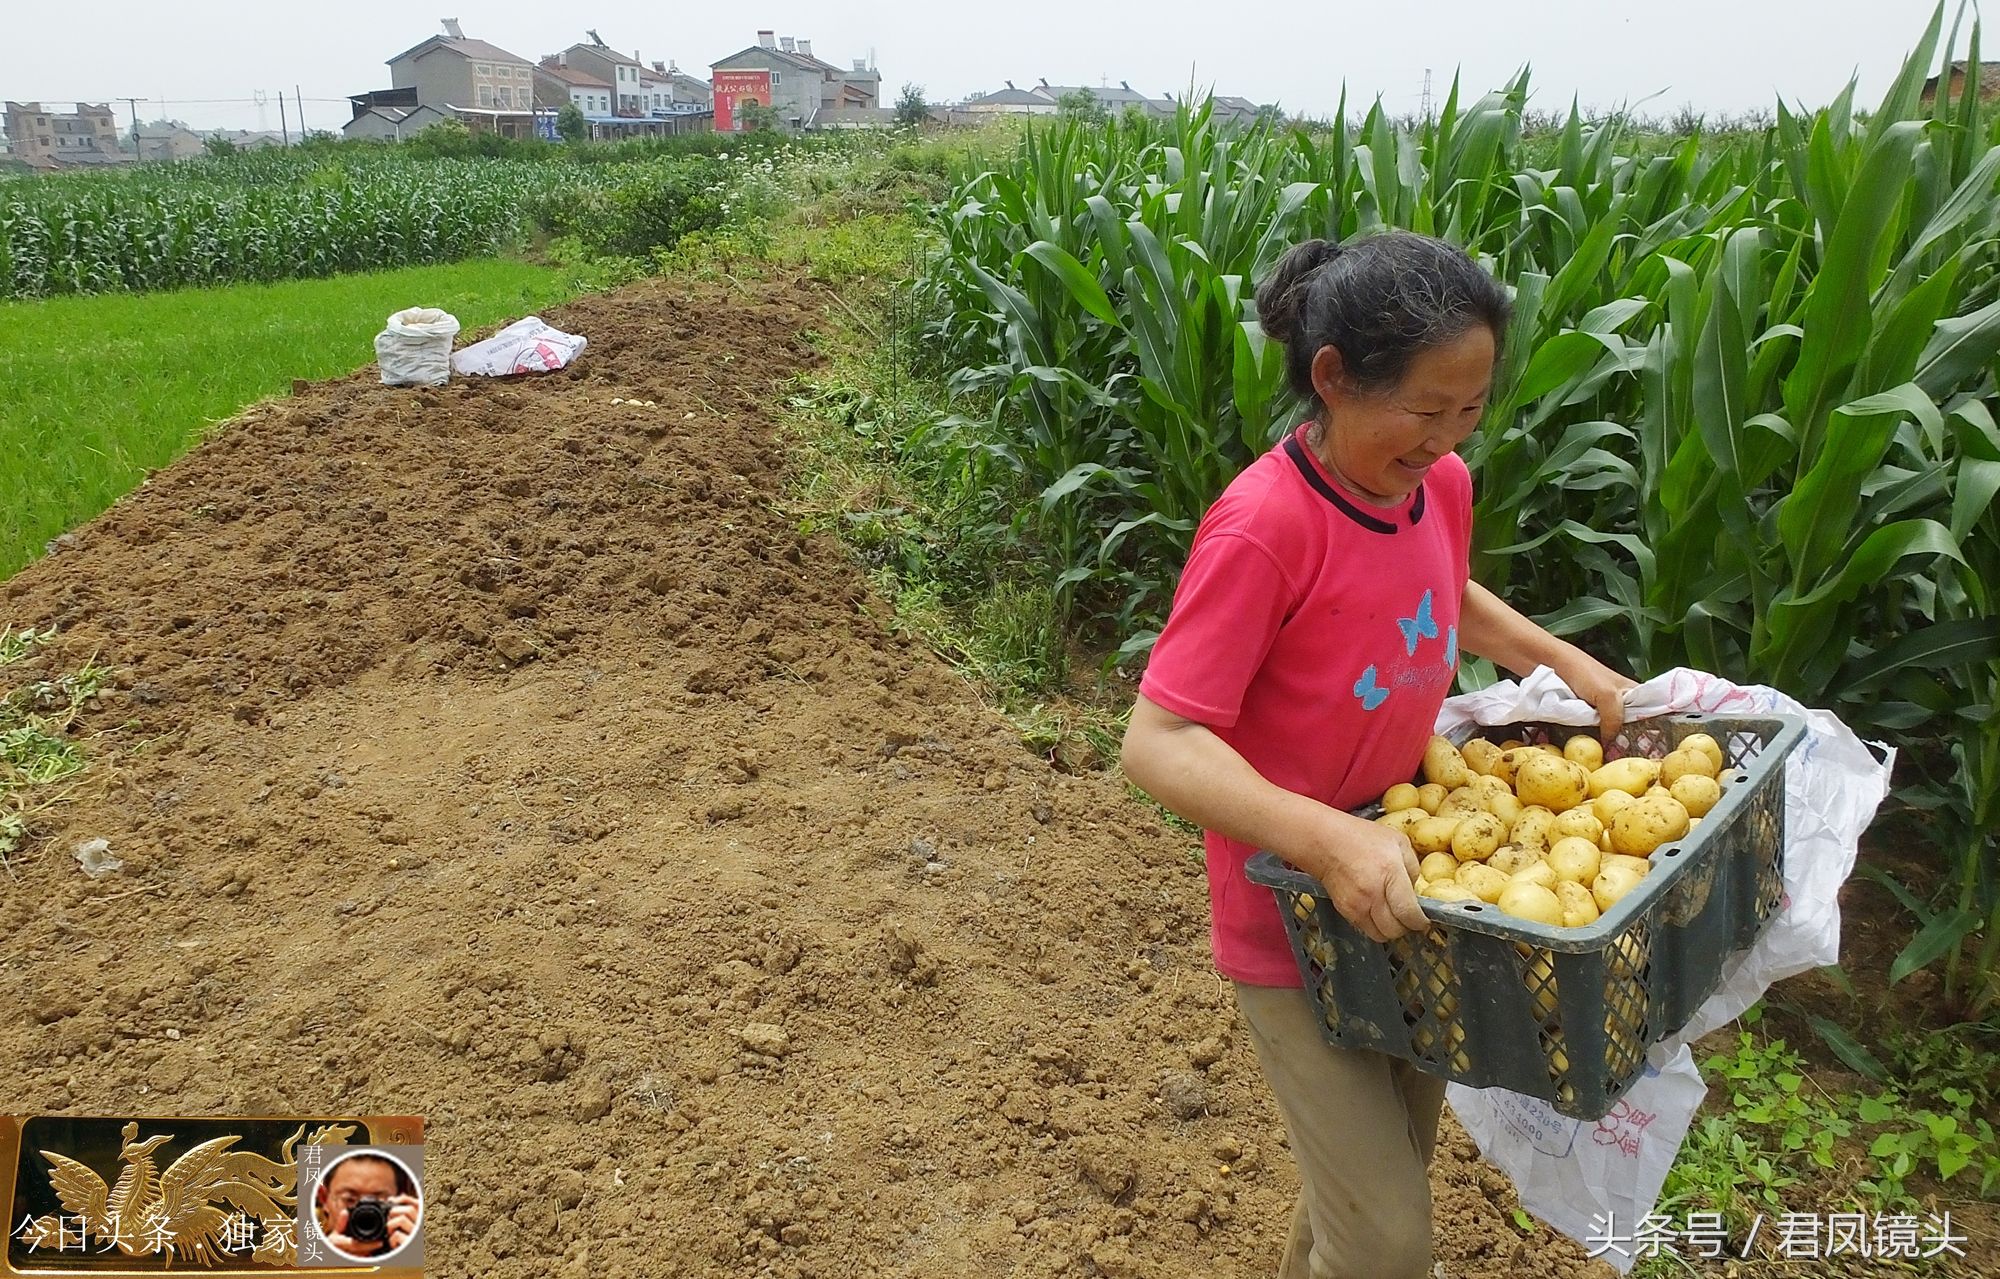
[295,84,305,139]
[126,97,140,155]
[278,90,290,145]
[1420,69,1433,126]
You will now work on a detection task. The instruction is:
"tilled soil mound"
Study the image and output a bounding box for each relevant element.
[0,276,1609,1278]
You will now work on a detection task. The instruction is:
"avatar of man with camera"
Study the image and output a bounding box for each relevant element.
[315,1152,420,1259]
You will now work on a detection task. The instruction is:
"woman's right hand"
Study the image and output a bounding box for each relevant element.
[1304,813,1431,944]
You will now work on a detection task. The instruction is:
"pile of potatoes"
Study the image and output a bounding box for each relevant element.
[1380,731,1736,929]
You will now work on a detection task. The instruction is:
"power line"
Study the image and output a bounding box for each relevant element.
[55,96,357,106]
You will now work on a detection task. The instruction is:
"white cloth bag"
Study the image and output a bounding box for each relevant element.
[449,316,587,377]
[1437,667,1892,1270]
[374,307,461,387]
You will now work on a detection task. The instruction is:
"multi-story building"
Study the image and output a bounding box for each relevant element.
[3,101,126,167]
[534,60,614,117]
[553,39,649,117]
[132,121,207,162]
[709,31,879,132]
[642,61,713,115]
[540,37,710,134]
[388,21,536,112]
[959,83,1062,117]
[1036,80,1178,119]
[346,20,539,139]
[955,82,1264,124]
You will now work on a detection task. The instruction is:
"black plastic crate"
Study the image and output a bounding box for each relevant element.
[1246,712,1804,1120]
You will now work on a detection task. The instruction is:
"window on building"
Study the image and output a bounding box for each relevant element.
[770,71,782,85]
[477,63,491,75]
[478,85,492,107]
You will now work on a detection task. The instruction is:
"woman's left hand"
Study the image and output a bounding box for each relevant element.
[1556,649,1639,738]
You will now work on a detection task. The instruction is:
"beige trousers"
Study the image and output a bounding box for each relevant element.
[1234,982,1446,1279]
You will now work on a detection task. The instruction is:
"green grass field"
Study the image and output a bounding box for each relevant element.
[0,257,583,579]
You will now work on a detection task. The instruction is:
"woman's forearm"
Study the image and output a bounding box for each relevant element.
[1121,697,1348,881]
[1459,579,1640,733]
[1458,579,1572,675]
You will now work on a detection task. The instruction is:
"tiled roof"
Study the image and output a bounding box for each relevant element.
[537,64,612,89]
[567,41,642,68]
[389,35,532,68]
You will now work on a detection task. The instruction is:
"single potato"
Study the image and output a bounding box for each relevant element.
[1680,732,1726,775]
[1419,851,1461,884]
[1422,736,1472,789]
[1603,854,1654,878]
[1382,782,1423,813]
[1509,806,1560,855]
[1439,785,1487,818]
[1411,815,1464,856]
[1461,737,1505,778]
[1508,860,1559,892]
[1487,791,1526,829]
[1592,864,1647,912]
[1378,808,1427,839]
[1552,808,1604,844]
[1671,773,1722,819]
[1661,747,1717,786]
[1452,812,1508,863]
[1588,757,1661,799]
[1592,788,1638,828]
[1498,881,1564,926]
[1609,794,1692,857]
[1457,863,1509,904]
[1557,880,1601,928]
[1487,844,1540,877]
[1563,735,1605,771]
[1489,748,1529,788]
[1546,836,1602,884]
[1516,752,1591,812]
[1416,783,1449,815]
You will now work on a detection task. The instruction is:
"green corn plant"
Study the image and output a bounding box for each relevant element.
[911,2,2000,1006]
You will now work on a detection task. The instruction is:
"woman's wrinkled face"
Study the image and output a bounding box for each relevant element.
[1309,327,1497,504]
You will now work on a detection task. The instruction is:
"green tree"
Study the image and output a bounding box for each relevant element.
[895,82,930,127]
[1056,89,1107,124]
[202,134,238,158]
[557,102,588,144]
[736,100,782,133]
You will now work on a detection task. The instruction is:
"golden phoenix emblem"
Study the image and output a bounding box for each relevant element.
[14,1120,356,1267]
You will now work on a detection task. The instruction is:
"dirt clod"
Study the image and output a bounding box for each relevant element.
[737,1023,791,1058]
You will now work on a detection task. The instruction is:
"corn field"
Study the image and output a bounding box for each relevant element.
[914,6,2000,1010]
[0,152,605,300]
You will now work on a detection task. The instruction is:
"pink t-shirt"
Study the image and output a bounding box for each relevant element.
[1139,423,1475,986]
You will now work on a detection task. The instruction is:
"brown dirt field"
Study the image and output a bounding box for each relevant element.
[0,275,1615,1278]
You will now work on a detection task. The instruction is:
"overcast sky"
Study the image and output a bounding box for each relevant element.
[0,0,1960,134]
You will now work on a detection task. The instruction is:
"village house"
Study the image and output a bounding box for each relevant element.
[709,31,882,132]
[3,101,126,168]
[345,20,540,140]
[1921,59,2000,107]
